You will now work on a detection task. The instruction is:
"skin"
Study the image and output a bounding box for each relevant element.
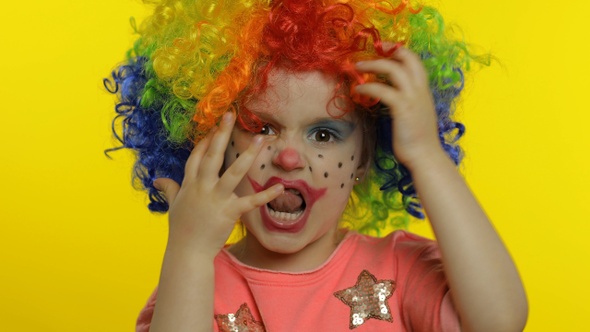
[149,46,528,332]
[354,46,528,331]
[224,70,367,271]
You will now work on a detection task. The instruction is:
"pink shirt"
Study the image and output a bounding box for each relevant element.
[137,231,460,331]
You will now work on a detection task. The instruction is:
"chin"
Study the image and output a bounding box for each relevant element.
[249,222,314,254]
[243,210,339,256]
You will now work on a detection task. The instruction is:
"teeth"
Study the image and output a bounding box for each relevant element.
[286,188,302,196]
[268,208,304,221]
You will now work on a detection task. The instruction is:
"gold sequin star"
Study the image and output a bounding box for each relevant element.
[215,303,266,332]
[334,270,396,329]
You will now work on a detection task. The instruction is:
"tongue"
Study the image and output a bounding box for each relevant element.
[269,189,303,213]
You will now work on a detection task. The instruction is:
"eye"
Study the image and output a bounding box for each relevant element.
[315,129,332,142]
[259,124,276,136]
[309,128,341,143]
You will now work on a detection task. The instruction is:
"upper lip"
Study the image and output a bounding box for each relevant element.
[261,176,311,203]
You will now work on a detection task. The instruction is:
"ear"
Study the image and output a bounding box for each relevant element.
[354,130,374,183]
[353,107,376,184]
[354,157,369,183]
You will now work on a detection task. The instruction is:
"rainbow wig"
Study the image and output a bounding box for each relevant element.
[105,0,485,236]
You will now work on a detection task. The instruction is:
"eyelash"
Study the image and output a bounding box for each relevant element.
[258,124,276,136]
[257,124,343,143]
[308,127,342,143]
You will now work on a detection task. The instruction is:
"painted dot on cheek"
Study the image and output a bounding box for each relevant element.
[267,146,271,151]
[340,183,344,188]
[351,155,355,161]
[231,141,234,147]
[309,166,313,172]
[260,164,265,170]
[324,172,329,178]
[350,173,354,179]
[338,162,342,168]
[236,153,240,158]
[318,154,323,158]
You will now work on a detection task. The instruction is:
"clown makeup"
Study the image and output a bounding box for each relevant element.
[223,69,367,270]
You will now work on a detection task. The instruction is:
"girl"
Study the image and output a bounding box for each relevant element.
[105,0,528,331]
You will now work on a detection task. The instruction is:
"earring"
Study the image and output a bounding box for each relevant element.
[355,177,360,182]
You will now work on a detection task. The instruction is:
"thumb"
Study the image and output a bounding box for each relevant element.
[153,178,181,205]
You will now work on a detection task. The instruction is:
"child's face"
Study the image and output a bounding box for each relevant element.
[224,69,366,258]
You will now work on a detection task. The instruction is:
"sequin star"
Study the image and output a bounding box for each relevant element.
[334,270,396,329]
[215,303,266,332]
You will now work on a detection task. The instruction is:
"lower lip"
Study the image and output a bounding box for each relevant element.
[259,204,310,233]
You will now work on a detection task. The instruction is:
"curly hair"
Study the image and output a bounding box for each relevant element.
[105,0,486,235]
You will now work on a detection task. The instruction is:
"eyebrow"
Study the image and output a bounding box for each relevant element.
[311,118,356,130]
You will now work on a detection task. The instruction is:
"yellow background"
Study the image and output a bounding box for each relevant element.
[1,0,588,330]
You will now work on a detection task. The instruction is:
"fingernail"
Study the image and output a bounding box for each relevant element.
[223,112,234,123]
[153,179,162,191]
[273,183,284,193]
[252,135,264,146]
[355,61,366,67]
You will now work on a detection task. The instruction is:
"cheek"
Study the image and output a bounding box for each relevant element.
[311,144,362,191]
[224,133,274,175]
[223,138,238,169]
[257,145,273,171]
[224,134,249,170]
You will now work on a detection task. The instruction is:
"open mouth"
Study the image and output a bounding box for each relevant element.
[267,188,307,221]
[248,176,326,233]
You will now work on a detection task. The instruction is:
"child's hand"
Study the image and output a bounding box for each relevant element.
[355,46,443,171]
[153,112,284,257]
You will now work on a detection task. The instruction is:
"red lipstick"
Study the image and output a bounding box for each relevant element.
[248,176,327,233]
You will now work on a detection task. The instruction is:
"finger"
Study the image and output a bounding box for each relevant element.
[389,47,428,83]
[380,41,403,55]
[153,178,181,205]
[216,135,266,195]
[355,82,403,111]
[199,112,236,181]
[183,127,216,181]
[355,59,410,90]
[234,183,284,215]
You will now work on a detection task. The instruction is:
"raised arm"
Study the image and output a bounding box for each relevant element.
[355,47,528,332]
[149,112,283,332]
